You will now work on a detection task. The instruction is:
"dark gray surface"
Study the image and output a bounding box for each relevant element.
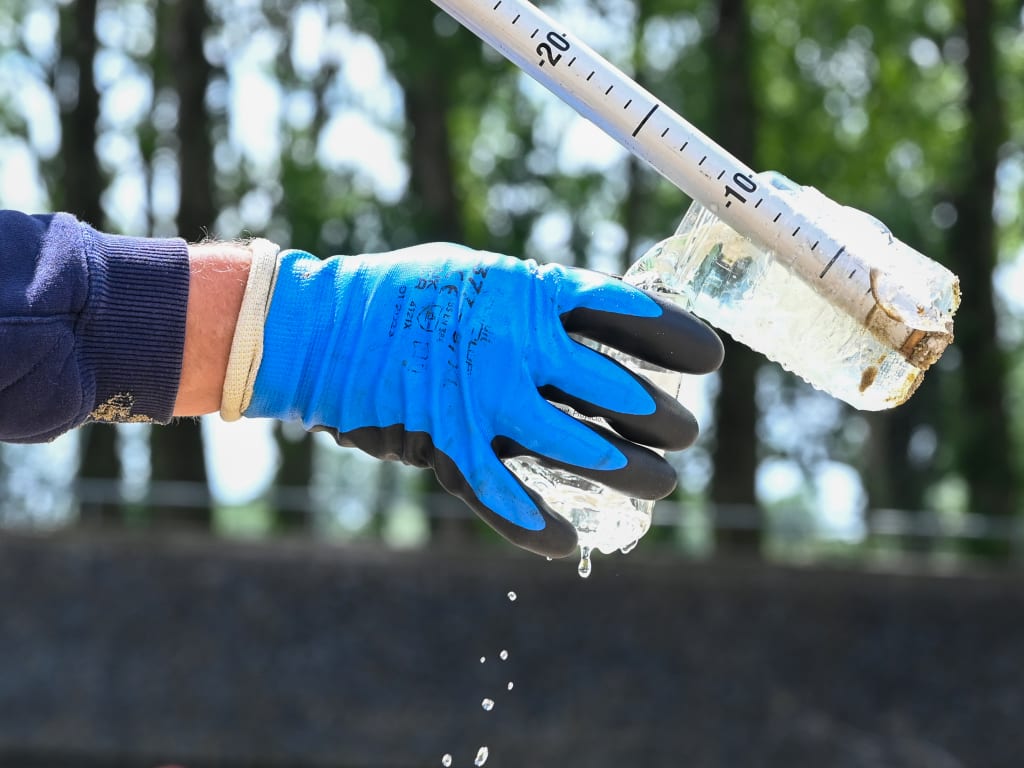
[0,531,1021,767]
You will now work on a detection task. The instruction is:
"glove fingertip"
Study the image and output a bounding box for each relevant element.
[561,292,724,375]
[467,481,579,558]
[650,293,725,374]
[433,445,579,559]
[510,484,580,558]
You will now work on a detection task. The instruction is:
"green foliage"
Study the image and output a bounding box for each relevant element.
[0,0,1021,563]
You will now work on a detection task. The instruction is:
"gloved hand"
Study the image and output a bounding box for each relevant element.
[231,243,723,557]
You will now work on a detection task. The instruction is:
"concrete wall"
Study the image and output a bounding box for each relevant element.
[0,532,1022,768]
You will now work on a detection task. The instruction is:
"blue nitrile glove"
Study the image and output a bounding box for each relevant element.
[245,244,723,557]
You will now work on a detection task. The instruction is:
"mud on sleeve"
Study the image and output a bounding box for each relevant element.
[0,211,190,443]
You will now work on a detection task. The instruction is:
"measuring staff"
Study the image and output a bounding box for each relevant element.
[430,0,955,366]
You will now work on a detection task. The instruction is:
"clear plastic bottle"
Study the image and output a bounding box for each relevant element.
[646,172,960,410]
[504,266,683,558]
[508,171,960,558]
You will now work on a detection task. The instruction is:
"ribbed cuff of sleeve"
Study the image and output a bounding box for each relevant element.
[77,225,191,425]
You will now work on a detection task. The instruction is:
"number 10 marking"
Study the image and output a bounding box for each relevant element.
[724,172,757,207]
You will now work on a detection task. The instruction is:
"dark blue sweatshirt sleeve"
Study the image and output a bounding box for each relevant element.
[0,211,190,443]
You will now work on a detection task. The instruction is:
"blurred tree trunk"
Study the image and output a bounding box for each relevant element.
[404,77,463,242]
[172,0,217,242]
[397,10,476,547]
[619,0,654,272]
[621,156,646,272]
[948,0,1016,554]
[342,2,499,545]
[862,404,935,512]
[616,0,679,548]
[708,0,761,558]
[261,14,342,535]
[53,0,123,526]
[148,0,213,528]
[405,75,477,546]
[272,423,314,532]
[55,0,102,227]
[862,389,941,553]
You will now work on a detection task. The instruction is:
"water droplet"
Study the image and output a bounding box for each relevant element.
[507,591,517,602]
[442,754,453,767]
[481,698,495,711]
[474,746,490,766]
[507,681,514,691]
[578,545,592,579]
[499,650,509,661]
[619,539,639,555]
[546,557,553,562]
[479,656,486,664]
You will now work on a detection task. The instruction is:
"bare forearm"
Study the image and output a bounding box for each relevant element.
[173,242,253,416]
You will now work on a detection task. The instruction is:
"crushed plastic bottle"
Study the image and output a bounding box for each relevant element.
[641,171,960,410]
[503,320,677,559]
[504,237,701,560]
[508,170,960,561]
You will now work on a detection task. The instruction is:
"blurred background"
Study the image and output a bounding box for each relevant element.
[0,0,1023,766]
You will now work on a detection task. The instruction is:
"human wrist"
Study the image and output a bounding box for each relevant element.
[174,240,270,417]
[217,239,281,420]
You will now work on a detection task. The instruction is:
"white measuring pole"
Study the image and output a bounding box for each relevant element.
[429,0,951,356]
[432,0,765,232]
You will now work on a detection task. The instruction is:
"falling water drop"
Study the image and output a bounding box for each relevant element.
[507,591,517,602]
[619,539,639,555]
[499,650,508,661]
[474,746,490,766]
[479,656,486,664]
[507,681,514,691]
[578,545,592,579]
[441,754,453,767]
[481,698,495,711]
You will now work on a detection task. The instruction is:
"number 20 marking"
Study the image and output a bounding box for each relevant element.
[537,31,570,67]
